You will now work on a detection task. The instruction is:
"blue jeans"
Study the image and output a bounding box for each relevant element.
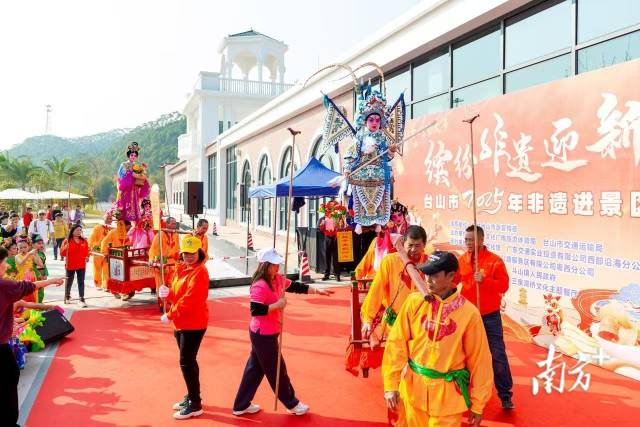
[482,310,513,400]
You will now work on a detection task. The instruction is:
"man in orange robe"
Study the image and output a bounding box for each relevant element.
[148,217,180,291]
[88,214,112,290]
[382,251,493,427]
[101,220,132,299]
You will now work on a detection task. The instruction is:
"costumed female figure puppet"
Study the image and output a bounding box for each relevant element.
[117,142,150,222]
[310,63,406,235]
[128,199,155,249]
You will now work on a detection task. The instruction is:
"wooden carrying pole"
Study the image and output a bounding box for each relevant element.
[274,128,300,410]
[463,114,480,308]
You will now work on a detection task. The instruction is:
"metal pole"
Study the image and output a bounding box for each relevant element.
[463,114,480,308]
[272,196,278,249]
[274,128,300,411]
[246,195,250,275]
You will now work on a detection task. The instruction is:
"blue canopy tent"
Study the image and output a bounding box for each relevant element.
[248,157,341,198]
[246,157,344,279]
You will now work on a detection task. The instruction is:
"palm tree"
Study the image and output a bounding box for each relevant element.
[43,157,81,189]
[0,157,42,190]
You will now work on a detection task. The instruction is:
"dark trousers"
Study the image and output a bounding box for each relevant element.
[482,310,513,400]
[174,329,206,408]
[233,330,299,411]
[53,238,64,259]
[0,344,20,426]
[323,236,340,278]
[65,269,86,300]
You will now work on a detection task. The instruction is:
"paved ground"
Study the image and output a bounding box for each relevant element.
[17,217,341,424]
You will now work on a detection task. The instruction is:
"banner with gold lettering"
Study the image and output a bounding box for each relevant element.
[394,59,640,381]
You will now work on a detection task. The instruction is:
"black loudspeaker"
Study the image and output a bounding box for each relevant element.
[34,310,75,344]
[184,181,204,215]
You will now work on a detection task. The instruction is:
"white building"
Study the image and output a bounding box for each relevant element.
[166,0,639,236]
[165,30,292,215]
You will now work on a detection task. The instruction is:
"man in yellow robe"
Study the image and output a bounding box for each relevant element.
[88,214,112,290]
[148,217,180,291]
[382,251,493,427]
[101,220,132,299]
[360,226,429,341]
[193,218,209,260]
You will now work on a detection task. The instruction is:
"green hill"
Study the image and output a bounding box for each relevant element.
[5,112,185,201]
[105,112,185,187]
[9,129,128,164]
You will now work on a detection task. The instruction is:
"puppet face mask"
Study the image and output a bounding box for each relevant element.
[365,114,381,132]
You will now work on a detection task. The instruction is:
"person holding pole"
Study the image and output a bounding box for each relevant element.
[158,236,209,420]
[232,248,334,417]
[149,217,180,293]
[459,225,514,410]
[192,219,209,260]
[382,243,493,427]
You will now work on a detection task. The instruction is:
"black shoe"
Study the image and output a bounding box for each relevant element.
[501,396,514,410]
[322,275,330,281]
[173,404,203,419]
[336,276,341,282]
[172,395,190,410]
[150,288,156,295]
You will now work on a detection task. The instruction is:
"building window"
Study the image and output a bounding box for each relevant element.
[225,147,237,221]
[452,27,501,88]
[577,30,640,73]
[413,93,450,119]
[385,66,411,104]
[413,49,449,102]
[452,77,501,108]
[505,54,571,93]
[241,161,251,222]
[257,155,272,227]
[208,153,217,209]
[505,0,572,68]
[278,146,297,230]
[578,0,640,43]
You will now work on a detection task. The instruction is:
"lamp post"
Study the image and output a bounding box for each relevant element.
[64,171,77,220]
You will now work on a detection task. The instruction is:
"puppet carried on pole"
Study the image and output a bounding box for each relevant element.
[310,64,407,234]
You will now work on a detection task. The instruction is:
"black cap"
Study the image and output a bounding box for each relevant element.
[419,251,459,275]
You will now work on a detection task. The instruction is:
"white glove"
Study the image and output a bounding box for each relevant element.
[160,314,169,324]
[159,285,170,298]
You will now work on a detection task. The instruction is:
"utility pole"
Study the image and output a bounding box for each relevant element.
[45,104,52,134]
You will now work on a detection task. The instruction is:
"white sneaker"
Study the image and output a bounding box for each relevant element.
[232,403,261,416]
[287,402,309,416]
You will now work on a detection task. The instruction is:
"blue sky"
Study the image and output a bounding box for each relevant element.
[0,0,421,149]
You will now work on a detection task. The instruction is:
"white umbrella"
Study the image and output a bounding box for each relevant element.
[35,190,88,200]
[0,188,38,200]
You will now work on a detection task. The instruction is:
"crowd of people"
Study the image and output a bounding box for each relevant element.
[0,189,517,427]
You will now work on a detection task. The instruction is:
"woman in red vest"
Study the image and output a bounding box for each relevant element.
[60,224,89,307]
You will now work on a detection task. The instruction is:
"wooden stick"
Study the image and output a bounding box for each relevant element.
[274,127,300,411]
[463,114,480,309]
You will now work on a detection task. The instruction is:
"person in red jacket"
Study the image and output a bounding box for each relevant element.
[60,224,90,307]
[22,207,33,231]
[158,236,209,420]
[459,224,514,410]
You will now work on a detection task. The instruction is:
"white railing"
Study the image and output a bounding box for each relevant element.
[219,78,294,97]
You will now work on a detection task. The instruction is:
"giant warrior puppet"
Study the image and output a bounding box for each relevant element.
[312,64,407,234]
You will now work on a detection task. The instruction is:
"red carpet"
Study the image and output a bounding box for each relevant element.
[26,287,638,426]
